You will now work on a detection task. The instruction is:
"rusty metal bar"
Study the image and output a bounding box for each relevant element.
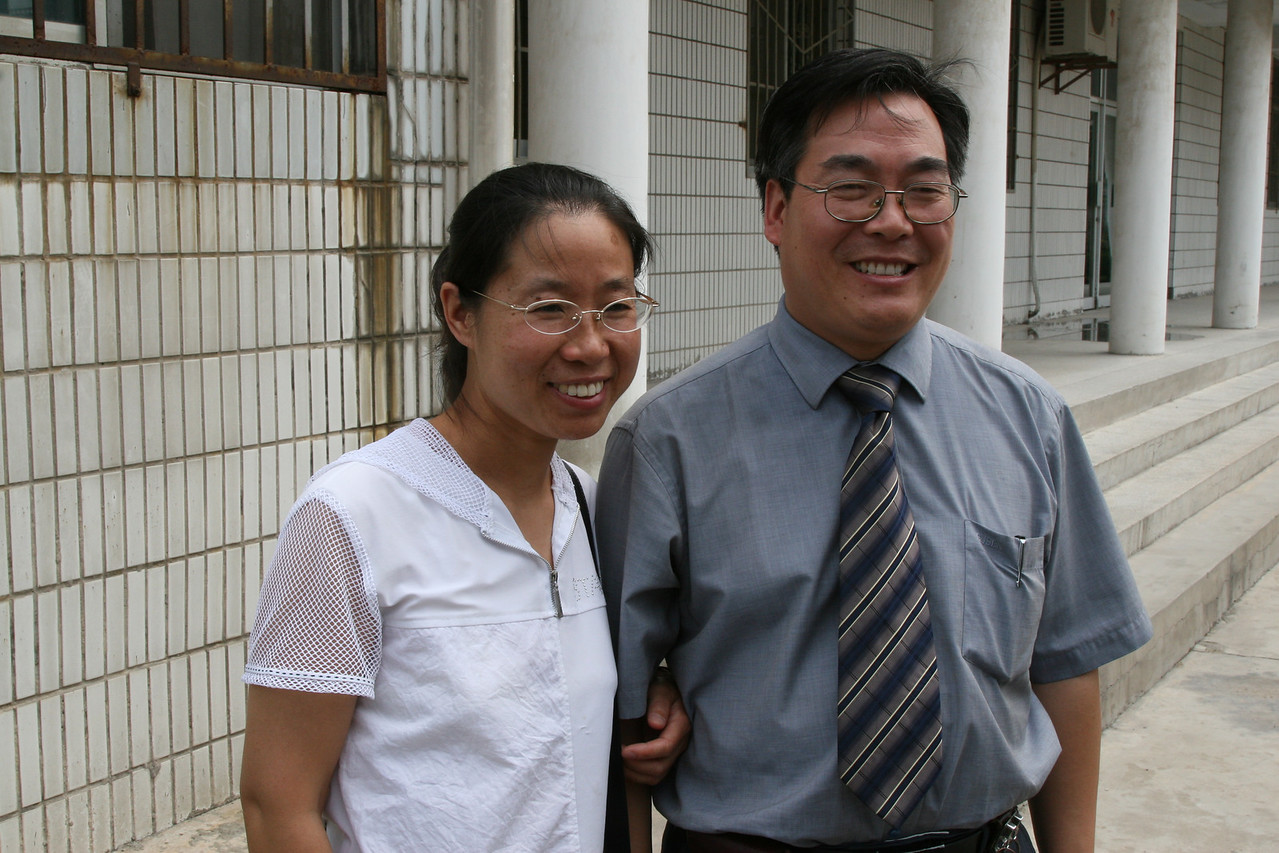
[33,0,46,41]
[223,0,233,60]
[86,0,98,46]
[264,0,274,65]
[340,0,349,74]
[179,0,190,55]
[303,0,312,70]
[374,0,385,80]
[0,33,386,93]
[133,0,144,48]
[1,0,387,91]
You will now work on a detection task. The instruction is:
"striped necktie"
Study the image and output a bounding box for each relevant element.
[835,364,943,828]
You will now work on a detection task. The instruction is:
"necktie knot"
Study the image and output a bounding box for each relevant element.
[837,364,900,414]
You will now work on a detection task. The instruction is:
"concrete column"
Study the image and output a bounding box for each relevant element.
[1109,0,1178,355]
[469,0,516,185]
[1212,0,1273,329]
[527,0,650,473]
[928,0,1011,351]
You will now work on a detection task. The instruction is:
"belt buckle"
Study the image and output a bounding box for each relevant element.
[990,807,1023,853]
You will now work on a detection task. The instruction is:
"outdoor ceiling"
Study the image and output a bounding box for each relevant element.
[1178,0,1279,55]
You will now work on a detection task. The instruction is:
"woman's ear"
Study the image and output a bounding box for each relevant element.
[439,282,478,348]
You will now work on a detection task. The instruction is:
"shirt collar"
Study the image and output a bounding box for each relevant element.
[875,319,932,404]
[767,297,933,408]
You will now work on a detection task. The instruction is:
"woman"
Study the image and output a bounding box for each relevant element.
[240,163,683,852]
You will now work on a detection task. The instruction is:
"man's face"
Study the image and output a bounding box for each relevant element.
[763,93,956,361]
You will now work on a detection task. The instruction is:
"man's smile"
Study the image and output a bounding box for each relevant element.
[852,260,914,276]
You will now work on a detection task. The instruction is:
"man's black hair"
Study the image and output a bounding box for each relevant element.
[754,48,971,201]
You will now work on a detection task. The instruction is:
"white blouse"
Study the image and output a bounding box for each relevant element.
[243,420,616,852]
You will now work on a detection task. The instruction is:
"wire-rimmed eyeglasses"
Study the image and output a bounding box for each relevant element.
[784,178,967,225]
[475,291,659,336]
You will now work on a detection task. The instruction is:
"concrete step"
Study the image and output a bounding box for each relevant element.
[1099,456,1279,725]
[1085,360,1279,491]
[1082,330,1279,725]
[1058,333,1279,434]
[1102,404,1279,557]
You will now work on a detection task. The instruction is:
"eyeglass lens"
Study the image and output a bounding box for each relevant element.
[825,181,959,224]
[523,297,652,335]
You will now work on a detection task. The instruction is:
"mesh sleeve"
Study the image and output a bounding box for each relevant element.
[244,490,382,696]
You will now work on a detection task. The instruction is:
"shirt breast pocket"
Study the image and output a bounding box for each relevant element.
[961,520,1046,684]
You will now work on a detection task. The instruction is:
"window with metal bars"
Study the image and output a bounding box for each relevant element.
[746,0,854,171]
[1268,61,1279,209]
[0,0,384,93]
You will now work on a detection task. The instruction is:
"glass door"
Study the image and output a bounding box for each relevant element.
[1086,69,1118,307]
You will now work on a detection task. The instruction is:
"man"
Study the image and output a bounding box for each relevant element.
[598,49,1151,853]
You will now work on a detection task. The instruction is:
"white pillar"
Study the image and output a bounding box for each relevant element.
[1109,0,1178,355]
[528,0,650,473]
[927,0,1010,351]
[469,0,516,185]
[1212,0,1273,329]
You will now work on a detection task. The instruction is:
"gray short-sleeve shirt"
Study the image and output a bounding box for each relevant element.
[597,301,1151,845]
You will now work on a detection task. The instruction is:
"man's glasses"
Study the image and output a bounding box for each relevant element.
[475,291,659,336]
[784,178,967,225]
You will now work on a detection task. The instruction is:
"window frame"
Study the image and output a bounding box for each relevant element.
[745,0,856,172]
[0,0,386,94]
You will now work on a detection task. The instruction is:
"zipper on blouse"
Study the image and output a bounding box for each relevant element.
[544,506,581,619]
[548,563,564,618]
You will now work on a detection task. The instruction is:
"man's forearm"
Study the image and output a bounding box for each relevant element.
[1029,670,1102,853]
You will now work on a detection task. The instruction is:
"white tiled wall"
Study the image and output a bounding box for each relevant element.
[1170,21,1224,299]
[646,0,781,382]
[1265,187,1279,279]
[856,0,931,56]
[1003,0,1097,321]
[0,0,458,847]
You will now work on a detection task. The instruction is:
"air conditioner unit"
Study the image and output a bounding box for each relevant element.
[1043,0,1118,62]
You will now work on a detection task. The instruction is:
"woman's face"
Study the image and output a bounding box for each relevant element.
[444,211,643,450]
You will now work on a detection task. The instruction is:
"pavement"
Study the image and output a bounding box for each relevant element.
[119,289,1279,852]
[1094,562,1279,853]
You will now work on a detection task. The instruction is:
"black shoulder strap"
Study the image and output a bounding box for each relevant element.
[564,462,600,574]
[562,462,629,851]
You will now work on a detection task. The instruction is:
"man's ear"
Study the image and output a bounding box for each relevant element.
[439,282,478,348]
[762,179,789,249]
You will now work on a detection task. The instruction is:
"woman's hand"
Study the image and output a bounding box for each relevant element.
[240,685,358,852]
[621,668,690,786]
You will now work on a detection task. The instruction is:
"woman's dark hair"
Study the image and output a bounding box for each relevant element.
[754,48,971,201]
[431,162,654,404]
